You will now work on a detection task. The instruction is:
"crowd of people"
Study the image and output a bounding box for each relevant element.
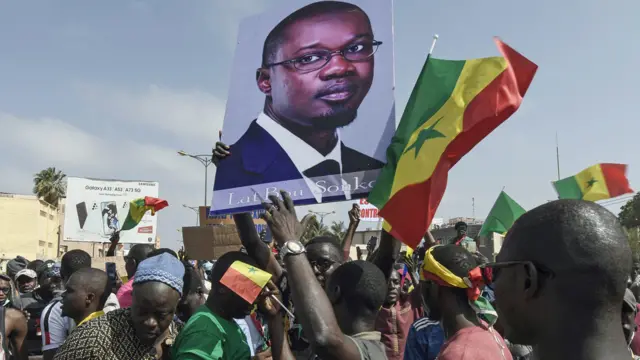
[1,188,639,359]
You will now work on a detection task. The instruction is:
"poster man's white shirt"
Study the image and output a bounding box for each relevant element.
[256,112,353,203]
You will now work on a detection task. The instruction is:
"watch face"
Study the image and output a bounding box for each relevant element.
[288,241,303,253]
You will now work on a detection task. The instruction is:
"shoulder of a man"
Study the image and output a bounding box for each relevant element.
[52,313,105,360]
[173,309,239,359]
[349,332,388,360]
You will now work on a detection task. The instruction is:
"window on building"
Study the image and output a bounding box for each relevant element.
[39,210,47,217]
[49,214,54,220]
[48,242,53,248]
[38,240,45,247]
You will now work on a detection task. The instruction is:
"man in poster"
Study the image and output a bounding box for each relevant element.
[214,1,385,202]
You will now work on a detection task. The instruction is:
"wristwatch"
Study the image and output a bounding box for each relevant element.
[280,241,306,258]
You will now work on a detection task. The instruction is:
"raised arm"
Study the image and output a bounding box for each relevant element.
[341,204,360,261]
[262,192,362,360]
[372,229,402,281]
[233,213,283,280]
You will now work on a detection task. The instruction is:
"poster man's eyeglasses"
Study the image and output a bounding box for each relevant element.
[264,40,383,72]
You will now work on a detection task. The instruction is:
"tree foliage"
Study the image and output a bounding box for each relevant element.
[330,221,346,240]
[619,192,640,229]
[300,215,331,244]
[33,167,66,207]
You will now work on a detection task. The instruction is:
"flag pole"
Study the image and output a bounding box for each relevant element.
[555,132,561,180]
[428,34,439,57]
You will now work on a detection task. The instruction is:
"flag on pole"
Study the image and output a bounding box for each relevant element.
[368,38,538,248]
[478,191,526,237]
[120,196,169,231]
[219,261,272,304]
[553,163,633,201]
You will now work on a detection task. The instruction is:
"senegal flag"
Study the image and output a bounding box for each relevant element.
[553,163,633,201]
[120,196,169,231]
[368,38,538,248]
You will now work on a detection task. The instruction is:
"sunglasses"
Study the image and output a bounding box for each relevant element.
[479,260,555,284]
[0,287,10,294]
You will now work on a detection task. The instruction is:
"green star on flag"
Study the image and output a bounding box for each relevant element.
[403,117,445,158]
[248,267,257,274]
[586,178,597,188]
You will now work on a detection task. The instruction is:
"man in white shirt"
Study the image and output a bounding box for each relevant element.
[40,250,120,360]
[213,1,384,204]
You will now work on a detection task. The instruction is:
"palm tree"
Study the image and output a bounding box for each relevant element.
[33,167,67,207]
[330,221,346,240]
[300,215,331,244]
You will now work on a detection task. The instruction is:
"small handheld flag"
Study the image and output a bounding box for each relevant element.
[220,261,272,304]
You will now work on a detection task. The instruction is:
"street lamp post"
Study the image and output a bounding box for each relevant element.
[308,210,336,226]
[182,204,200,226]
[177,151,213,207]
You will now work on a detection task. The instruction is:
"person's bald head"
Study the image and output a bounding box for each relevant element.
[493,199,631,345]
[61,268,111,322]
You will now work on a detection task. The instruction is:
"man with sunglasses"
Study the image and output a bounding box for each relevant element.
[490,199,632,360]
[213,1,384,202]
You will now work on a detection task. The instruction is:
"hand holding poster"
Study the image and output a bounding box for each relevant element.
[211,0,395,215]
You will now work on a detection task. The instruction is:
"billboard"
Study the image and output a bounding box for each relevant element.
[211,0,396,215]
[63,177,160,244]
[358,198,381,222]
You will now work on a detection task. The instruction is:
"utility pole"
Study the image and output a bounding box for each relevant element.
[472,197,475,220]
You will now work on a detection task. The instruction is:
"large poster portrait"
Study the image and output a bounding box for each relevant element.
[211,0,395,215]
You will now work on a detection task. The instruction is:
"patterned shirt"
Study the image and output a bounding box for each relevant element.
[53,308,180,360]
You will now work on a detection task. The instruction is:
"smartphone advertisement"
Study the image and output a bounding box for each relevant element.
[62,177,160,244]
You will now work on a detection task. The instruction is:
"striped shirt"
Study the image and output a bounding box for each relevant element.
[404,318,445,360]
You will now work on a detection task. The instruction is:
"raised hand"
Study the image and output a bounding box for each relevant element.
[348,203,360,224]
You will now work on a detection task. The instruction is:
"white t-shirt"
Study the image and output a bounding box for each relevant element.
[234,316,264,356]
[41,293,120,351]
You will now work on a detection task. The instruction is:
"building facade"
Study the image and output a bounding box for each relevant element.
[0,193,60,265]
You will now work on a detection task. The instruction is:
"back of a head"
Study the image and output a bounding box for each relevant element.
[262,1,369,66]
[183,263,204,297]
[61,250,91,280]
[210,251,258,286]
[327,260,386,319]
[504,199,631,307]
[6,256,29,279]
[72,268,111,308]
[28,260,44,271]
[430,245,477,278]
[129,244,154,263]
[148,248,178,259]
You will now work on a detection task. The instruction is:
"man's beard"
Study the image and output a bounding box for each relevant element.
[310,105,358,131]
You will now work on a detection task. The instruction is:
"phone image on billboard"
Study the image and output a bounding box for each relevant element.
[76,202,88,229]
[101,201,120,236]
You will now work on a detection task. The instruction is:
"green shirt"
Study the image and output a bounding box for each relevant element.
[172,305,250,360]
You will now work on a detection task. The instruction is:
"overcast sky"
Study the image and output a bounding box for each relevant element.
[1,0,637,250]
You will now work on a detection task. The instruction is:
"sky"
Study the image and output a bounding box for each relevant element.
[1,0,638,250]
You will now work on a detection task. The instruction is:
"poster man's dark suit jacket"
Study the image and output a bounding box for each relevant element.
[214,120,385,202]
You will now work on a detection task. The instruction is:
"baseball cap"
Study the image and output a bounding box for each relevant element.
[15,269,37,281]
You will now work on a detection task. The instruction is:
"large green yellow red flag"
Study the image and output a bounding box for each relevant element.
[368,38,538,248]
[553,163,633,201]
